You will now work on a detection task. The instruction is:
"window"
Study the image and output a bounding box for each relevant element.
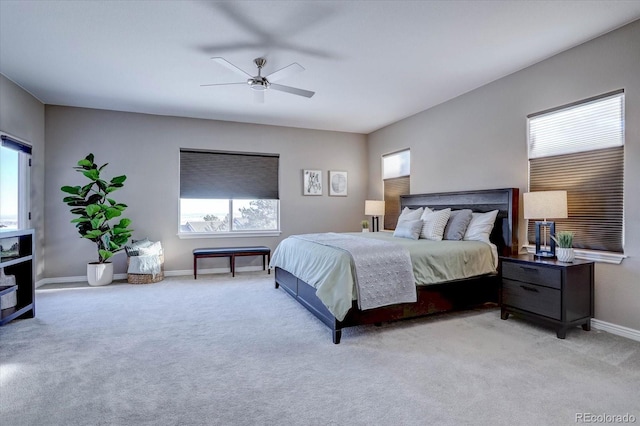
[179,149,279,236]
[527,90,624,253]
[0,134,31,230]
[382,149,410,230]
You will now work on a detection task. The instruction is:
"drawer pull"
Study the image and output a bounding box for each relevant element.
[520,285,539,293]
[520,266,538,273]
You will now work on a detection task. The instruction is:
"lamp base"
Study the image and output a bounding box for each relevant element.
[371,216,380,232]
[535,221,556,259]
[534,251,556,259]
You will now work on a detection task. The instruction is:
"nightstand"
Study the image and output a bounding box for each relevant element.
[500,254,594,339]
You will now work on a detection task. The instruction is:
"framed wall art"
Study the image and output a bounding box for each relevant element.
[303,169,323,195]
[329,170,348,196]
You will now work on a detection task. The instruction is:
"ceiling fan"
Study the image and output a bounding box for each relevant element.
[201,57,315,102]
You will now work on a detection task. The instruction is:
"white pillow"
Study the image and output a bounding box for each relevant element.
[393,219,423,240]
[419,208,451,240]
[464,210,499,244]
[398,206,424,222]
[138,241,163,256]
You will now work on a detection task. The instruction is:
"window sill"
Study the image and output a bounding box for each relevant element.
[522,244,625,265]
[178,231,281,239]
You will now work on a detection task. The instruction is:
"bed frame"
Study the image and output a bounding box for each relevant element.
[274,188,519,343]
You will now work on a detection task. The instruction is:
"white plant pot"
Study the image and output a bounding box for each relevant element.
[87,262,114,286]
[556,248,575,263]
[362,229,369,232]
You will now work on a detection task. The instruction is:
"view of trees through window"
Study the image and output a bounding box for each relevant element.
[180,199,278,233]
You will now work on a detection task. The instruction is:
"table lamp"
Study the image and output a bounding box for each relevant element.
[523,191,568,258]
[365,200,385,232]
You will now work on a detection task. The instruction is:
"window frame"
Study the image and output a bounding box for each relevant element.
[525,90,625,264]
[178,149,281,239]
[382,149,411,230]
[178,198,281,239]
[0,133,31,231]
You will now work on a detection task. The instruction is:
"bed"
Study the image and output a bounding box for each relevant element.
[272,188,519,343]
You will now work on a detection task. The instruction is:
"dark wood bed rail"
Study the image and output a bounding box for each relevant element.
[275,187,520,343]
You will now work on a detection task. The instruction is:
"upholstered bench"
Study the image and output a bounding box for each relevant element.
[192,246,271,279]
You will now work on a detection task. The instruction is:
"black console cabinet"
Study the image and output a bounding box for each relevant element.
[0,228,35,325]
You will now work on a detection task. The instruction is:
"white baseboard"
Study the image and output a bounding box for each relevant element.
[35,265,266,288]
[591,319,640,342]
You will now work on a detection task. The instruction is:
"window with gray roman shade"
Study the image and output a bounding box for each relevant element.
[180,149,279,199]
[527,90,624,253]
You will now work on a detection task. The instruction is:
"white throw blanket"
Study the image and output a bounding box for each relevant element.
[127,255,162,277]
[293,233,416,310]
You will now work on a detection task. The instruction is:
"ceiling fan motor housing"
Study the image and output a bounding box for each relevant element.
[248,77,269,91]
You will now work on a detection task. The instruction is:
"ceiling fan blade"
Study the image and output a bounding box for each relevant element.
[200,82,247,87]
[253,90,265,104]
[270,83,315,98]
[265,62,304,82]
[210,57,252,79]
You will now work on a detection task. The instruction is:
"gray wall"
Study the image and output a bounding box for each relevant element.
[44,106,367,277]
[0,74,46,281]
[367,21,640,330]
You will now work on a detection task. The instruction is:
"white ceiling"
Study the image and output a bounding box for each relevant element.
[1,1,639,134]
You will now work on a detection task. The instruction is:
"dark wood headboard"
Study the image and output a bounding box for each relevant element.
[400,188,519,256]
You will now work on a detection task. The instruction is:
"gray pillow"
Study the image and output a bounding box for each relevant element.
[443,209,473,241]
[393,219,423,240]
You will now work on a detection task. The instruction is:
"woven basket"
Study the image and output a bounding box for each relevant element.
[127,254,164,284]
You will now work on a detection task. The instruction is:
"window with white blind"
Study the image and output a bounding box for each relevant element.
[527,90,624,253]
[179,149,280,236]
[382,149,410,230]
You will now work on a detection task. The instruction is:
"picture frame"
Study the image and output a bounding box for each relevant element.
[303,169,323,195]
[329,170,348,196]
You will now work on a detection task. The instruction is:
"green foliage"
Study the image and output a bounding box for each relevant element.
[361,220,369,229]
[551,231,574,248]
[202,214,229,232]
[61,154,133,263]
[235,200,277,230]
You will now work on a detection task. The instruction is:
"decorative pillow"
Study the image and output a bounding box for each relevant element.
[443,209,473,241]
[464,210,499,244]
[138,241,163,256]
[125,238,152,257]
[419,208,451,240]
[397,206,424,223]
[393,219,423,240]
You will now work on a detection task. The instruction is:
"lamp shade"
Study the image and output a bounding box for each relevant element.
[365,200,385,216]
[523,191,568,220]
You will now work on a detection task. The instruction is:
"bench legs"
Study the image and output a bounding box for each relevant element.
[193,252,270,279]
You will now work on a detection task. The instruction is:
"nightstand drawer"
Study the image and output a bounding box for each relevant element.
[502,262,561,289]
[502,279,561,320]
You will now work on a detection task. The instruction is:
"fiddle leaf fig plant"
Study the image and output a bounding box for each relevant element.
[61,153,133,263]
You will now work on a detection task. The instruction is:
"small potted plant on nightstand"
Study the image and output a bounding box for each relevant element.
[361,220,370,232]
[552,231,575,262]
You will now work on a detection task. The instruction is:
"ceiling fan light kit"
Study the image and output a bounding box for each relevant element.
[248,58,269,91]
[202,57,315,99]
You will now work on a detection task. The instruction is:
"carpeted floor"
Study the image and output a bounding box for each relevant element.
[1,272,639,426]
